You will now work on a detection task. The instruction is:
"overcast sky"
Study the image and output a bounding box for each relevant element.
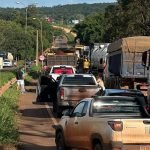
[0,0,117,8]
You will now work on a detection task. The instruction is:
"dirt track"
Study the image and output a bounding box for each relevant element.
[18,84,57,150]
[52,25,77,37]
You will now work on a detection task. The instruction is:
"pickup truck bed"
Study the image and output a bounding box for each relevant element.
[54,74,100,116]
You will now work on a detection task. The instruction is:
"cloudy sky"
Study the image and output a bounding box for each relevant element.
[0,0,117,8]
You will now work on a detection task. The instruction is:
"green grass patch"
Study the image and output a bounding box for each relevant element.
[0,72,15,87]
[0,85,19,145]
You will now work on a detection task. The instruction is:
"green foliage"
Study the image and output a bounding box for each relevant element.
[73,13,105,44]
[103,0,150,42]
[73,0,150,43]
[0,72,15,87]
[27,65,41,79]
[0,85,19,144]
[38,3,113,24]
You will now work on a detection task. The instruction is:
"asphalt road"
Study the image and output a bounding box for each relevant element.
[18,84,59,150]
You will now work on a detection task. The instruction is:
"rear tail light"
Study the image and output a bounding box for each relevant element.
[60,88,64,100]
[108,121,123,131]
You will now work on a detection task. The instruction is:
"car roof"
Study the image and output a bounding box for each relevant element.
[104,89,143,95]
[94,96,137,101]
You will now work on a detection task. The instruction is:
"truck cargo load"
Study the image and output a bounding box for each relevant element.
[105,36,150,94]
[46,49,77,67]
[107,36,150,78]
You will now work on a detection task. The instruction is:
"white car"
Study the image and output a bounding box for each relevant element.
[3,59,12,67]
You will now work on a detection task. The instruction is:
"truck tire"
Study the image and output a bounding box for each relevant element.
[93,143,103,150]
[56,132,71,150]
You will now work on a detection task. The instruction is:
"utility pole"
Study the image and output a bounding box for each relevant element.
[36,30,39,66]
[33,18,43,67]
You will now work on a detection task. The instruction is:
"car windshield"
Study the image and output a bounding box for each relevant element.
[52,67,73,74]
[92,98,141,116]
[62,76,96,85]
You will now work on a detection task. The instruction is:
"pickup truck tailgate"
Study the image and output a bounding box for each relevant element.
[63,86,99,101]
[122,119,150,144]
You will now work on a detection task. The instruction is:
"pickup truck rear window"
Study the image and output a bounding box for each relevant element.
[52,68,73,74]
[92,99,141,116]
[62,76,96,85]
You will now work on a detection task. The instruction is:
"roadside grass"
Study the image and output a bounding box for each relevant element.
[0,85,19,145]
[0,71,16,87]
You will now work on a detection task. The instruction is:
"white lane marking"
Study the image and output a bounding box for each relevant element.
[45,102,58,125]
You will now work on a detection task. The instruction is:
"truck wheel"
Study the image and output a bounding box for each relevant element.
[56,132,71,150]
[93,143,102,150]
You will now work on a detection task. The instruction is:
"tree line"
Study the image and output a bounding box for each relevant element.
[0,6,65,60]
[73,0,150,45]
[0,3,115,60]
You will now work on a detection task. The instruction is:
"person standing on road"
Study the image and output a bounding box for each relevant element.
[83,58,90,73]
[16,67,26,93]
[96,74,105,91]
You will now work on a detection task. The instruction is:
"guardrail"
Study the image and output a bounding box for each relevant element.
[0,78,16,96]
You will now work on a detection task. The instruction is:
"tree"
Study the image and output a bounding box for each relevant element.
[103,0,150,42]
[73,13,104,44]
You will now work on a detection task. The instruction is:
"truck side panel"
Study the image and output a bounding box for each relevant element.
[122,52,147,78]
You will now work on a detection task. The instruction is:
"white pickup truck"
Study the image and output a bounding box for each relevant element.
[53,74,100,116]
[54,96,150,150]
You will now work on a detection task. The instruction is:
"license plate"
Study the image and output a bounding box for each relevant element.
[140,145,150,150]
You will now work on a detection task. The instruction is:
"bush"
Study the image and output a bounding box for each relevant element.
[27,65,41,79]
[0,85,19,144]
[0,72,15,87]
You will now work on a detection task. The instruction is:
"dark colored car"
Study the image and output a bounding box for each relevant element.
[95,89,150,113]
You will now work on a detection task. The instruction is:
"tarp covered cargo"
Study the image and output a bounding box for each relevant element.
[108,36,150,53]
[107,36,150,78]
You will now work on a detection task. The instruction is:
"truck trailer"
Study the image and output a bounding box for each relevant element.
[46,49,77,68]
[104,36,150,96]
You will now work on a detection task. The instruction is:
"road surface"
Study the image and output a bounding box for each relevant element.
[18,83,59,150]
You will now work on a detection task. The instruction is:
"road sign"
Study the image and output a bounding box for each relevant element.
[39,55,45,61]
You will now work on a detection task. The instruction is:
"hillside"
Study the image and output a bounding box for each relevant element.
[0,3,116,23]
[38,3,116,22]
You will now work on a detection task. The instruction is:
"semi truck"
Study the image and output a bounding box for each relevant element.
[104,36,150,96]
